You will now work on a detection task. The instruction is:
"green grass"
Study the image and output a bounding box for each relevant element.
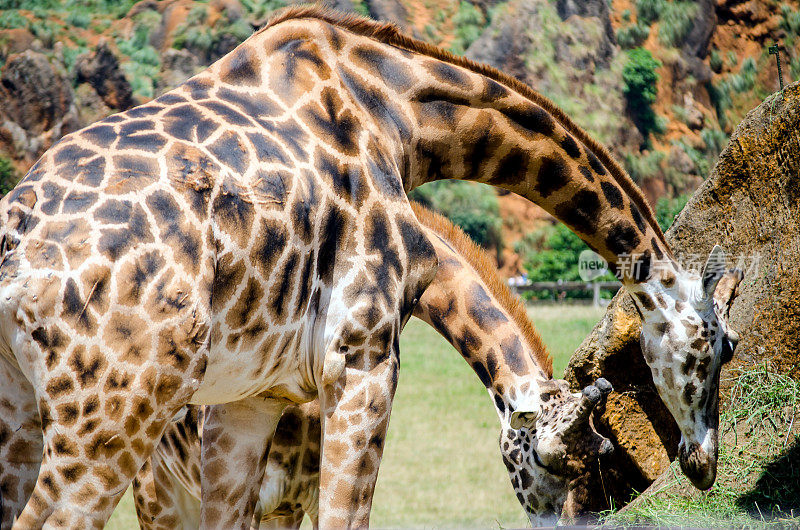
[603,362,800,527]
[106,304,601,528]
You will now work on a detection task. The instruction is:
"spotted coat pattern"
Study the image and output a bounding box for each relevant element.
[0,6,737,528]
[133,206,612,528]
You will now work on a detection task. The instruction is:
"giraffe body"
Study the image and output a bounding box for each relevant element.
[134,205,612,529]
[0,7,740,527]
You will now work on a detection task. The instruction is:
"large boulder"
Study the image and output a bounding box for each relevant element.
[0,50,79,166]
[75,40,135,111]
[565,81,800,508]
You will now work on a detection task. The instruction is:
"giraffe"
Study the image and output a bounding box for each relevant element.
[0,6,741,528]
[132,203,614,529]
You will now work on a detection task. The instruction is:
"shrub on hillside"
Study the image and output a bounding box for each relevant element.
[657,1,699,47]
[409,180,502,253]
[622,47,663,141]
[616,23,649,49]
[450,1,485,55]
[0,157,18,196]
[655,194,690,231]
[635,0,664,25]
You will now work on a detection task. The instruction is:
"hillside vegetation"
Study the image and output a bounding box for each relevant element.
[0,0,794,280]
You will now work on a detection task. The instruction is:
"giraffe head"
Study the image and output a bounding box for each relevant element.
[500,378,613,524]
[630,245,742,490]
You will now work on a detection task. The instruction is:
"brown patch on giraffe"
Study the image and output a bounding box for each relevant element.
[68,345,107,389]
[41,218,94,269]
[635,291,656,311]
[59,463,87,483]
[269,250,300,324]
[103,312,151,365]
[118,251,166,307]
[165,143,217,210]
[24,239,64,270]
[108,154,159,194]
[55,402,79,427]
[45,373,75,399]
[301,87,360,157]
[250,218,288,281]
[410,203,552,376]
[220,46,263,86]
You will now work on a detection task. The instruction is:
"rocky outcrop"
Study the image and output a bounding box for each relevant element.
[565,81,800,508]
[681,0,716,58]
[364,0,410,30]
[75,40,134,111]
[465,0,642,159]
[0,51,79,167]
[156,48,200,93]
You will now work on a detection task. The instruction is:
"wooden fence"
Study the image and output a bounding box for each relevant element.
[509,281,621,307]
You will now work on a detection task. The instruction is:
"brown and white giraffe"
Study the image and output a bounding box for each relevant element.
[0,7,739,528]
[133,204,613,528]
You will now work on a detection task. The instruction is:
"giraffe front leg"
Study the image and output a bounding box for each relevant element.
[0,356,41,530]
[200,397,288,528]
[134,453,201,530]
[317,338,399,528]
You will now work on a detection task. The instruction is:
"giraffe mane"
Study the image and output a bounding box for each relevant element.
[257,5,671,254]
[410,202,553,378]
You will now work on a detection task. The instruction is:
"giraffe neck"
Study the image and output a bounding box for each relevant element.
[411,205,552,421]
[246,9,674,284]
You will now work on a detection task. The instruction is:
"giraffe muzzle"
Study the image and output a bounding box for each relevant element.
[678,437,718,490]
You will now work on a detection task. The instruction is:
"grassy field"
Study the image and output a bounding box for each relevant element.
[106,303,603,529]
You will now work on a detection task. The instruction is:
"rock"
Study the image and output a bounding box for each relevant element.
[680,0,716,58]
[668,144,696,175]
[565,81,800,508]
[555,0,615,49]
[156,48,200,93]
[74,83,114,127]
[0,29,36,60]
[364,0,410,30]
[466,0,642,159]
[0,50,79,166]
[75,40,134,111]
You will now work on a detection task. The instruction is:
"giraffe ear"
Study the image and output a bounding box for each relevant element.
[701,245,727,300]
[510,408,540,429]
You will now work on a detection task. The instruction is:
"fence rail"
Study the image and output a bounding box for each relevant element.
[509,281,621,306]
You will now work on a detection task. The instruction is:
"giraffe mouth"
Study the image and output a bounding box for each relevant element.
[678,436,718,490]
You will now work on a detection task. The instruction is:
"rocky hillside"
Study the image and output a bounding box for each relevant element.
[0,0,796,275]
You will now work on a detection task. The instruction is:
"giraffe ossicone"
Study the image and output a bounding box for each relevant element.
[134,204,614,528]
[0,5,740,527]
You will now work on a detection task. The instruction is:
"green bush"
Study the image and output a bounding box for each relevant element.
[616,23,649,49]
[28,18,58,47]
[450,1,485,55]
[66,10,91,29]
[64,0,137,18]
[729,57,756,93]
[518,224,585,283]
[655,194,690,231]
[0,0,59,8]
[780,5,800,37]
[622,48,663,140]
[657,1,699,47]
[409,180,502,252]
[172,5,253,62]
[239,0,287,20]
[61,44,89,73]
[709,49,723,73]
[623,150,665,184]
[635,0,664,25]
[0,10,29,30]
[0,157,18,196]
